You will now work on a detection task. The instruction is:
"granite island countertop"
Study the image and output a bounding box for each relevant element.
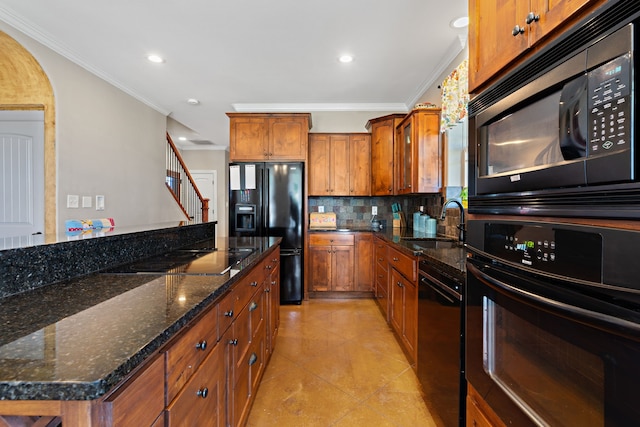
[0,236,281,401]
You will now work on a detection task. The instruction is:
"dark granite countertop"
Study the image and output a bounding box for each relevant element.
[0,236,281,401]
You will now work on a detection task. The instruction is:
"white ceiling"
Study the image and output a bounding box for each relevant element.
[0,0,468,149]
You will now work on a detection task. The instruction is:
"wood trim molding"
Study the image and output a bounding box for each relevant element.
[0,31,56,237]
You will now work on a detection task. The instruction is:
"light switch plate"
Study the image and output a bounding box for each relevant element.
[372,206,378,215]
[318,206,324,213]
[82,196,92,208]
[67,194,79,208]
[95,195,105,211]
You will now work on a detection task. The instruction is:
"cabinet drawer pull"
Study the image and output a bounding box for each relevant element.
[224,309,234,318]
[250,281,258,287]
[229,339,238,346]
[392,257,399,262]
[195,340,207,351]
[249,352,258,366]
[249,301,258,312]
[196,387,209,399]
[272,258,278,263]
[271,280,276,285]
[265,288,271,293]
[397,281,403,288]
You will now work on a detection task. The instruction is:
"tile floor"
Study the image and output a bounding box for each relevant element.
[246,299,437,426]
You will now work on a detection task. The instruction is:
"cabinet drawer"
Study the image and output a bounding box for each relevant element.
[101,353,164,427]
[166,342,224,427]
[374,238,388,267]
[387,246,417,282]
[309,233,354,246]
[165,305,218,403]
[375,262,388,284]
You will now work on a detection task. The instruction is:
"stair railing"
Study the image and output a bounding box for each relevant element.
[165,132,209,223]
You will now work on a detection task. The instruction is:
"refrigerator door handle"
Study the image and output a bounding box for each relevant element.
[263,166,269,233]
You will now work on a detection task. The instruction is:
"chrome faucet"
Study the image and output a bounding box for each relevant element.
[440,199,466,243]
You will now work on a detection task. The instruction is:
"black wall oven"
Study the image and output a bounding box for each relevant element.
[466,220,640,426]
[468,2,640,219]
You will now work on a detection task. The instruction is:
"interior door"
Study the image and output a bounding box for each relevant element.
[190,170,217,221]
[0,110,44,239]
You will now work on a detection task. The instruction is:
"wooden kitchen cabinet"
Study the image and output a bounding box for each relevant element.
[227,113,311,161]
[265,253,280,360]
[308,233,355,292]
[373,236,389,319]
[308,133,371,196]
[367,114,405,195]
[466,384,506,427]
[469,0,605,92]
[98,353,165,427]
[354,233,373,292]
[388,246,418,364]
[165,341,225,427]
[395,109,441,194]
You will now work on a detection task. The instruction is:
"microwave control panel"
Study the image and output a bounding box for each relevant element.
[588,54,631,156]
[484,223,602,282]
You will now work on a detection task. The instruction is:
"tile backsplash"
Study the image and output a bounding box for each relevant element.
[308,194,463,240]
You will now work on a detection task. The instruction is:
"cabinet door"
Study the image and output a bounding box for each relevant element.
[331,134,350,196]
[309,244,332,291]
[354,233,373,292]
[348,134,371,196]
[402,277,418,362]
[166,343,225,427]
[395,120,413,194]
[371,117,400,195]
[308,134,331,196]
[389,269,404,336]
[414,110,442,193]
[269,117,308,160]
[229,116,269,161]
[331,245,354,291]
[469,0,529,92]
[266,257,280,359]
[529,0,598,45]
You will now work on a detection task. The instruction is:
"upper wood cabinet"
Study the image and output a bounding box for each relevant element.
[308,133,371,196]
[367,114,405,196]
[395,109,441,194]
[469,0,605,92]
[227,113,311,162]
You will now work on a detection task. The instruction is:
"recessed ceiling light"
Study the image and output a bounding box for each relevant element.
[187,98,200,105]
[338,54,354,63]
[147,54,165,63]
[178,137,187,141]
[451,16,469,28]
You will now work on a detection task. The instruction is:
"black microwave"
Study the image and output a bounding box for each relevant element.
[469,5,640,219]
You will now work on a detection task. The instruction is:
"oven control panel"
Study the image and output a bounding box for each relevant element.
[484,223,602,282]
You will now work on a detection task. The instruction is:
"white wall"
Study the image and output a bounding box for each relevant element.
[308,111,405,133]
[0,22,185,233]
[180,149,229,236]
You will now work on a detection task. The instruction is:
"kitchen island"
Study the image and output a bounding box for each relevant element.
[0,222,282,426]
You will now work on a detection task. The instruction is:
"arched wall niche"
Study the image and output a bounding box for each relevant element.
[0,31,56,236]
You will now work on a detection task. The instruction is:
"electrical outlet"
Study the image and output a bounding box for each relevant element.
[372,206,378,215]
[318,206,325,213]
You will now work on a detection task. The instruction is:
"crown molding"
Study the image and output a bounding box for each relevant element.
[231,102,409,113]
[0,6,171,116]
[404,36,466,108]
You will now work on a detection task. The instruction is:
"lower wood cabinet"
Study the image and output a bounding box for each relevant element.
[374,239,418,366]
[466,384,506,427]
[308,232,374,295]
[165,341,225,427]
[308,233,355,292]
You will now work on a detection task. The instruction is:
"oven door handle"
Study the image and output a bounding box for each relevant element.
[467,262,640,336]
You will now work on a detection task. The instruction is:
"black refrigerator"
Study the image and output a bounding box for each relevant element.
[229,162,304,304]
